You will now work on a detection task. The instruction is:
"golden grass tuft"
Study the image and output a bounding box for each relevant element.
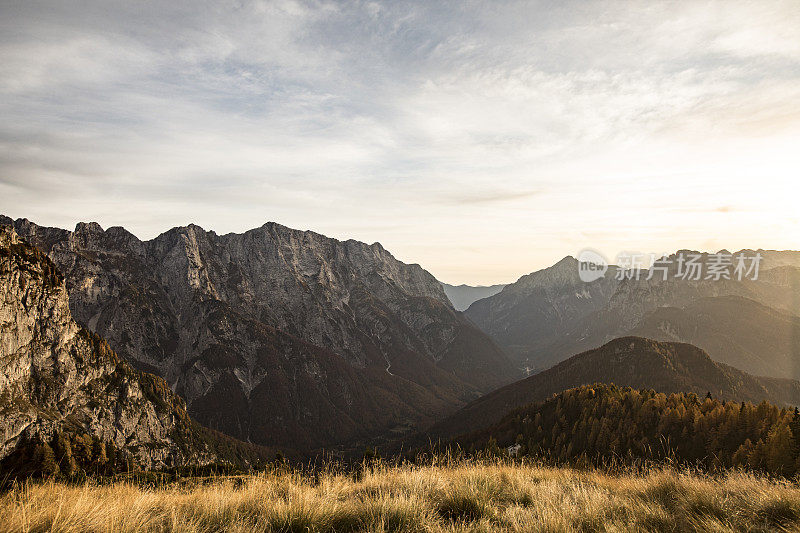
[2,462,800,532]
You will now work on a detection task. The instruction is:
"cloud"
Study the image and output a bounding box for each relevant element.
[0,0,798,284]
[447,189,541,205]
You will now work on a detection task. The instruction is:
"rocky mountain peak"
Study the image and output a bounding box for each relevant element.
[508,256,580,292]
[74,221,104,235]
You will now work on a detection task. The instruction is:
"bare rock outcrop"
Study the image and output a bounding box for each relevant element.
[0,226,212,469]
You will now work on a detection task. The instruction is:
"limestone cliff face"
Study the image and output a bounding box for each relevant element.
[1,217,518,451]
[144,222,453,367]
[0,226,211,468]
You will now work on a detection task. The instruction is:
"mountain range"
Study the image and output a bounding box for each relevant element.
[465,253,800,376]
[3,212,800,472]
[0,216,518,452]
[447,383,800,477]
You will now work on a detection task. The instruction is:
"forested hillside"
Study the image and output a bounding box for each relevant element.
[456,384,800,476]
[425,337,800,442]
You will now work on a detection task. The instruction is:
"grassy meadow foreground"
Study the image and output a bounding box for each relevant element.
[3,462,800,532]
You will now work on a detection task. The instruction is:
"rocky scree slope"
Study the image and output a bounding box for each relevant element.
[1,216,518,451]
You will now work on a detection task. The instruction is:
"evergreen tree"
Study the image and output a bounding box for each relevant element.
[763,424,797,476]
[39,442,60,478]
[52,432,77,476]
[105,440,117,474]
[91,438,107,473]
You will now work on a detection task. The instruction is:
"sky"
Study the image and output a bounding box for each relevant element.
[1,1,799,285]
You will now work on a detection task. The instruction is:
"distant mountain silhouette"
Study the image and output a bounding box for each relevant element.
[464,256,618,371]
[631,296,800,380]
[441,283,506,311]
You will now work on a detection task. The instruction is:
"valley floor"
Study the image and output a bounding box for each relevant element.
[2,462,799,532]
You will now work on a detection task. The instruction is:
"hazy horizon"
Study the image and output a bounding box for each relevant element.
[1,1,798,284]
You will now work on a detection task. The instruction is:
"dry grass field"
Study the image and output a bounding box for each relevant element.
[2,461,800,532]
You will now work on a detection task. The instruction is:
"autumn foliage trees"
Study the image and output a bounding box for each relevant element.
[460,384,800,477]
[1,432,130,481]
